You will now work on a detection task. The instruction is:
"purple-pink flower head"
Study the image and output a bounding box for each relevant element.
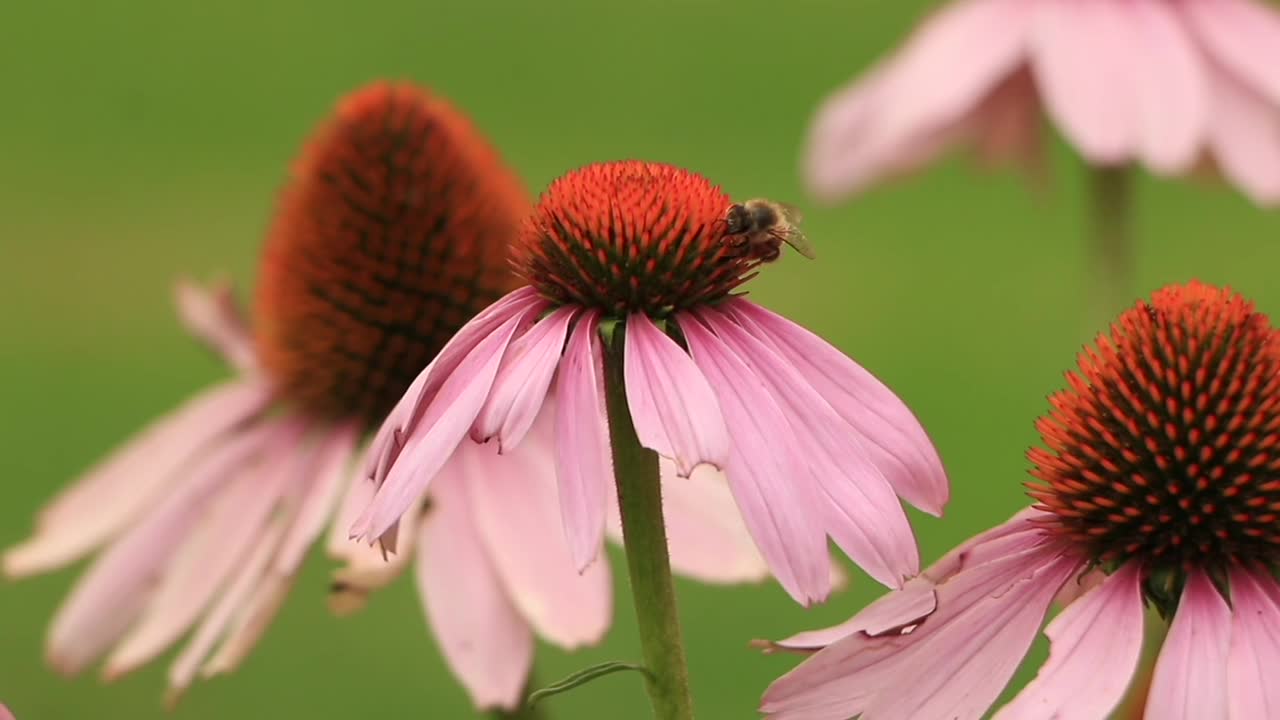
[355,160,949,607]
[805,0,1280,206]
[763,281,1280,720]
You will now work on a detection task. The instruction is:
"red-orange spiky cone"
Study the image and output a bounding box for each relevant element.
[1029,281,1280,578]
[512,161,759,316]
[254,81,527,423]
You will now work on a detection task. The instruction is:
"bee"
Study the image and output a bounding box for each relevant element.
[723,198,817,263]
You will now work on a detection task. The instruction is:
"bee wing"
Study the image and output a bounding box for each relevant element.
[771,226,817,260]
[775,201,805,225]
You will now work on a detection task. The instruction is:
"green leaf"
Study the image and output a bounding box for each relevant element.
[527,661,651,707]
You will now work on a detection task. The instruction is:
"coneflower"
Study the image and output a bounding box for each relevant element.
[763,280,1280,720]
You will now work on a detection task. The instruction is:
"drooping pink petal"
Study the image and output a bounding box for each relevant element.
[680,314,830,606]
[922,507,1049,583]
[463,439,612,648]
[352,306,534,543]
[994,562,1145,720]
[1226,568,1280,720]
[1031,0,1137,164]
[605,460,768,584]
[46,420,285,675]
[1180,0,1280,109]
[201,571,294,677]
[553,310,613,571]
[415,463,534,711]
[1124,0,1207,173]
[275,423,358,573]
[762,539,1078,720]
[769,577,937,653]
[969,68,1045,175]
[804,0,1032,199]
[697,307,918,587]
[103,429,308,679]
[1204,67,1280,206]
[166,518,287,707]
[1147,569,1232,720]
[472,306,577,451]
[173,278,257,373]
[624,312,728,476]
[725,300,948,516]
[5,379,271,577]
[365,286,547,484]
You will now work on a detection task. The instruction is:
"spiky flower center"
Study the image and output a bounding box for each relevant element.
[1029,282,1280,585]
[512,161,760,316]
[254,82,526,423]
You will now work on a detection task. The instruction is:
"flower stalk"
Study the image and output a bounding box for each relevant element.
[1087,163,1135,330]
[602,324,696,720]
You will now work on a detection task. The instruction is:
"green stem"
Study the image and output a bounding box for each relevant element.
[601,326,695,720]
[1087,164,1136,330]
[489,672,550,720]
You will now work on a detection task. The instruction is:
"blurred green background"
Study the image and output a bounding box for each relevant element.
[1,1,1277,718]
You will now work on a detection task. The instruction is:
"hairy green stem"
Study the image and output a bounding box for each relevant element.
[1088,164,1136,329]
[602,327,695,720]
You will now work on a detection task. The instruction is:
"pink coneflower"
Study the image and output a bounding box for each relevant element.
[353,160,949,607]
[763,280,1280,720]
[2,83,769,711]
[805,0,1280,207]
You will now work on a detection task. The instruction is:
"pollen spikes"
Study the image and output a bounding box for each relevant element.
[1028,281,1280,582]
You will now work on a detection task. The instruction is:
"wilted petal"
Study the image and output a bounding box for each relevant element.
[725,300,948,516]
[554,311,612,570]
[353,306,533,543]
[606,460,768,584]
[47,421,283,675]
[994,562,1144,720]
[624,312,728,476]
[415,466,534,711]
[6,380,271,576]
[1226,568,1280,720]
[1147,569,1231,720]
[465,440,612,648]
[680,314,830,606]
[699,307,918,587]
[472,306,576,451]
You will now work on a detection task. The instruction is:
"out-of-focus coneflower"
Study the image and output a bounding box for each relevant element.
[803,0,1280,320]
[353,160,948,717]
[3,83,769,712]
[763,280,1280,720]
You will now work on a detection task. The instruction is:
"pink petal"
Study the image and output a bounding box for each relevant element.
[166,518,287,706]
[970,68,1046,173]
[725,300,948,516]
[605,459,768,585]
[46,420,284,675]
[472,306,577,451]
[415,464,534,711]
[201,571,293,676]
[365,287,547,484]
[804,0,1031,199]
[103,430,307,679]
[1125,0,1207,173]
[922,507,1049,583]
[1205,67,1280,206]
[762,539,1077,720]
[680,314,830,606]
[770,578,937,652]
[1180,0,1280,109]
[463,439,612,648]
[1147,569,1231,720]
[1226,568,1280,720]
[697,307,918,587]
[624,312,728,476]
[554,311,613,570]
[5,379,271,576]
[994,563,1145,720]
[352,306,533,543]
[275,423,358,573]
[0,705,13,720]
[173,277,256,373]
[1031,0,1137,164]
